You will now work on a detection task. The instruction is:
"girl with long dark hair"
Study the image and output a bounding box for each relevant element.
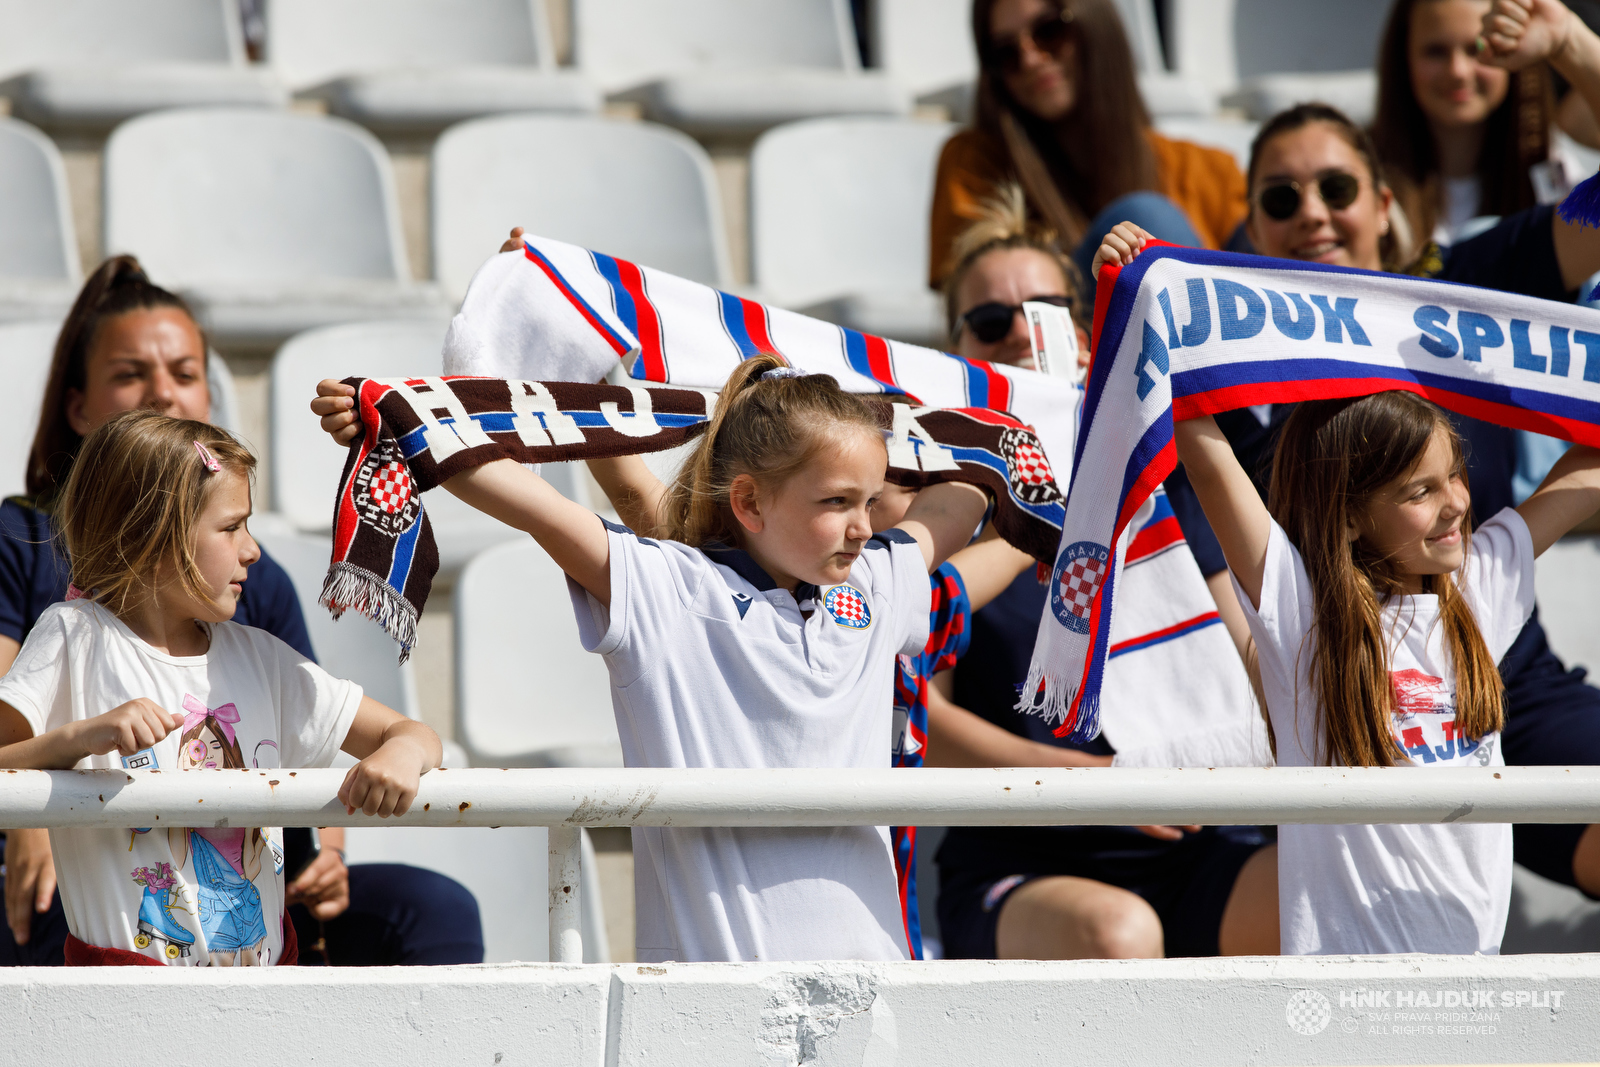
[928,0,1249,290]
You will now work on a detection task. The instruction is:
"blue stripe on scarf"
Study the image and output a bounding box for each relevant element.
[592,252,637,336]
[387,498,423,590]
[718,291,762,358]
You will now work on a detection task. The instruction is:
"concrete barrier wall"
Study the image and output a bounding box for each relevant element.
[5,954,1597,1067]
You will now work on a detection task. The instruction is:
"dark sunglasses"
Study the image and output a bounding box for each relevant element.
[987,8,1075,75]
[957,295,1072,344]
[1256,172,1362,220]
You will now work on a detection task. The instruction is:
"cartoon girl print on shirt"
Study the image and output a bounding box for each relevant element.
[164,695,272,965]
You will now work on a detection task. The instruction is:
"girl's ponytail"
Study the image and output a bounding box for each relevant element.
[27,255,202,499]
[661,354,881,547]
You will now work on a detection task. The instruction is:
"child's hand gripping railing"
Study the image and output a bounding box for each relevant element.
[4,766,1599,963]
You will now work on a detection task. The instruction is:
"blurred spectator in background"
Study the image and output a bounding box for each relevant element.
[940,183,1088,364]
[1372,0,1578,257]
[929,0,1248,294]
[0,256,483,968]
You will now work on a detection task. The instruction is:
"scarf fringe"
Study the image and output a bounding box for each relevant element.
[319,562,418,663]
[1016,668,1102,743]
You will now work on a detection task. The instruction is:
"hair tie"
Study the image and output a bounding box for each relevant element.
[193,441,221,473]
[760,367,805,382]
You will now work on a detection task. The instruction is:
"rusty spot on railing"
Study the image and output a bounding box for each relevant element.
[459,801,470,812]
[269,780,280,788]
[423,803,431,811]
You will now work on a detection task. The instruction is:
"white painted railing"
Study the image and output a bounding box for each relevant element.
[7,765,1600,963]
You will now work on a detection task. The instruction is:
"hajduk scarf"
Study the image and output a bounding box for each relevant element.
[321,377,1066,658]
[435,235,1263,762]
[1024,241,1600,740]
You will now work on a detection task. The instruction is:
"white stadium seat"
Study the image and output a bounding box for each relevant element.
[432,115,731,300]
[264,0,598,135]
[453,537,620,769]
[1167,0,1384,125]
[268,319,594,574]
[750,117,954,348]
[104,108,449,352]
[0,119,79,323]
[574,0,909,138]
[870,0,975,102]
[0,0,285,131]
[0,321,61,500]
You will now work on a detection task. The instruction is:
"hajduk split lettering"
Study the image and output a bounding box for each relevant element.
[1023,242,1600,739]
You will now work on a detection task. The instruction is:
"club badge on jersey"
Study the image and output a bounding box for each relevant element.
[822,584,872,630]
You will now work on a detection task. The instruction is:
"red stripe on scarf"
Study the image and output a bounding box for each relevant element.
[614,258,666,380]
[740,297,783,357]
[523,245,631,358]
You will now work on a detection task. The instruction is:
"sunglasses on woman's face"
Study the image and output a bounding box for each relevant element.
[1256,171,1362,221]
[987,8,1074,75]
[958,295,1072,344]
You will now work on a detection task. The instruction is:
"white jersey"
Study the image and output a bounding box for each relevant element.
[570,521,931,962]
[0,600,361,965]
[1237,509,1533,956]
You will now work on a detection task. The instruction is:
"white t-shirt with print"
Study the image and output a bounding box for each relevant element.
[0,600,361,966]
[569,522,932,963]
[1236,508,1534,956]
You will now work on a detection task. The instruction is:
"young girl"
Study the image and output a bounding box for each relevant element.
[316,354,992,962]
[1175,393,1600,954]
[0,411,440,966]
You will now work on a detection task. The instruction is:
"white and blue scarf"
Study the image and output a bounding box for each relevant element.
[1024,241,1600,740]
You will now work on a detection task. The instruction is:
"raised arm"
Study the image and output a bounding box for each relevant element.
[1482,0,1600,287]
[944,531,1036,612]
[587,455,669,537]
[1173,415,1273,610]
[896,482,991,574]
[1516,443,1600,555]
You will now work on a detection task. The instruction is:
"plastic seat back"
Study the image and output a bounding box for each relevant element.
[432,114,730,299]
[0,322,60,500]
[0,119,79,282]
[1232,0,1387,80]
[871,0,974,97]
[574,0,859,92]
[265,0,556,92]
[270,320,466,532]
[751,117,953,307]
[0,0,244,78]
[454,538,619,767]
[104,108,409,288]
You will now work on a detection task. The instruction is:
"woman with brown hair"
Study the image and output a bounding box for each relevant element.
[928,0,1248,291]
[1373,0,1585,258]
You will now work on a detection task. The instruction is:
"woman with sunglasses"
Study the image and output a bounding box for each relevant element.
[927,190,1278,962]
[1093,13,1600,923]
[1373,0,1592,259]
[928,0,1248,295]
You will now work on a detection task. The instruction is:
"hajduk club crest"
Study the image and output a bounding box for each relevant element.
[823,584,872,629]
[1050,540,1110,634]
[353,444,421,536]
[998,427,1062,507]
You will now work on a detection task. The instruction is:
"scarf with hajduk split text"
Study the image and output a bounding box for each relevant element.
[323,376,1068,658]
[1024,241,1600,742]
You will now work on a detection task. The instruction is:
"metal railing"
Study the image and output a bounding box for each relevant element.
[8,765,1599,963]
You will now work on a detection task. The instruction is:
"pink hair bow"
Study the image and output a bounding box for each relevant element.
[181,694,240,747]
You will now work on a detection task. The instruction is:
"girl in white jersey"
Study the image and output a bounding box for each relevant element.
[0,411,440,966]
[315,354,991,962]
[1170,390,1600,955]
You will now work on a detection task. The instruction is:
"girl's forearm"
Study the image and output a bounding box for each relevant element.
[586,455,669,536]
[1553,9,1600,123]
[898,482,990,573]
[924,681,1112,768]
[0,722,88,770]
[378,719,442,773]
